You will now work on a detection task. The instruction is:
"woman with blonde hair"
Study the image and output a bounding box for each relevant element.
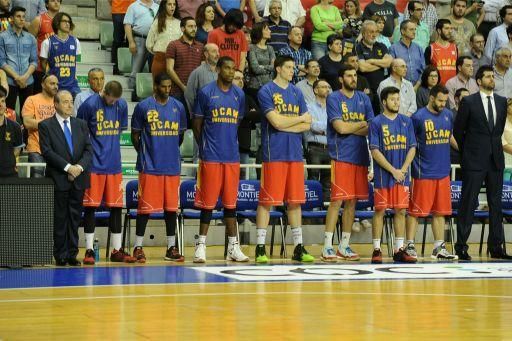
[146,0,182,79]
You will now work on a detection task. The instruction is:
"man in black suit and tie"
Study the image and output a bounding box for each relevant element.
[453,65,512,261]
[39,90,92,266]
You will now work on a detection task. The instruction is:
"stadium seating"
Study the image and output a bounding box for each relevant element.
[99,21,114,48]
[136,73,153,99]
[117,47,132,75]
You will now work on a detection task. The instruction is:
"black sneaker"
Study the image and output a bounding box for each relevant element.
[291,244,315,262]
[255,244,268,263]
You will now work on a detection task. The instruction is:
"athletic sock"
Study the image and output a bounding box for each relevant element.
[373,239,381,249]
[167,236,176,249]
[339,232,351,250]
[197,235,206,245]
[256,228,266,245]
[111,233,122,251]
[291,227,303,246]
[394,237,404,251]
[324,232,334,249]
[135,236,144,248]
[85,233,94,250]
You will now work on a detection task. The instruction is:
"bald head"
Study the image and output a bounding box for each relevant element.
[391,58,407,78]
[42,74,59,98]
[204,43,220,66]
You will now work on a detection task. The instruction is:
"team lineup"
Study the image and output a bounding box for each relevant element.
[77,53,498,265]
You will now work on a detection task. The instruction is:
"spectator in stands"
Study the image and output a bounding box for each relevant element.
[393,1,430,51]
[0,69,8,95]
[425,19,457,85]
[73,68,105,117]
[445,56,479,108]
[233,69,260,179]
[377,58,417,116]
[389,20,425,87]
[480,0,510,40]
[453,87,469,114]
[371,15,391,48]
[124,0,159,93]
[445,0,477,56]
[343,53,371,95]
[318,34,343,91]
[464,0,485,28]
[310,0,343,60]
[416,65,440,108]
[0,85,23,178]
[29,0,60,94]
[265,0,291,53]
[108,0,134,75]
[356,20,393,112]
[341,0,363,38]
[0,7,37,111]
[185,43,219,112]
[296,59,320,103]
[22,74,57,178]
[277,26,312,84]
[305,79,331,201]
[166,17,203,111]
[340,25,357,57]
[11,0,45,28]
[0,0,10,32]
[195,2,216,44]
[494,46,512,98]
[177,0,207,19]
[208,9,248,71]
[362,0,398,38]
[263,0,306,27]
[40,12,81,97]
[146,0,182,79]
[484,5,512,61]
[470,33,491,77]
[247,21,275,99]
[403,0,437,34]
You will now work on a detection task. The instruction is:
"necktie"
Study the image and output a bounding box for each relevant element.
[63,119,73,156]
[487,96,494,131]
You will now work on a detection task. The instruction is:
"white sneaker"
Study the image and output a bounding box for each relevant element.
[431,242,458,260]
[226,243,249,262]
[193,243,206,263]
[352,222,361,232]
[320,247,337,262]
[405,242,418,260]
[361,219,372,229]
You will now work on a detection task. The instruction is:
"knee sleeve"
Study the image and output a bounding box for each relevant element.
[200,209,212,225]
[223,208,236,218]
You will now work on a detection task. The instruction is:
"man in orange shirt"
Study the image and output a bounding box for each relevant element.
[21,74,58,177]
[108,0,135,75]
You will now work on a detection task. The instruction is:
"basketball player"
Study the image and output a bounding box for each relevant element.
[77,80,135,265]
[322,64,374,262]
[368,86,417,264]
[406,84,458,260]
[192,56,249,263]
[255,55,314,263]
[130,73,187,263]
[39,12,81,97]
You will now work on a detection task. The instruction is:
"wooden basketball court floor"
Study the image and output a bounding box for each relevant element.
[1,244,512,340]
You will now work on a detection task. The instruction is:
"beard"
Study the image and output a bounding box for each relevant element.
[432,103,444,113]
[385,104,399,114]
[343,81,357,91]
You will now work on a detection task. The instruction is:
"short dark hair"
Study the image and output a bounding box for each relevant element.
[338,64,356,78]
[223,8,244,29]
[180,16,195,28]
[10,6,26,17]
[429,84,449,98]
[454,87,470,99]
[475,65,494,82]
[326,33,342,47]
[103,81,123,98]
[52,12,74,32]
[452,0,467,7]
[420,65,441,88]
[400,19,413,32]
[45,0,62,8]
[456,55,472,73]
[312,79,327,90]
[154,72,172,85]
[274,55,294,73]
[407,0,421,13]
[500,5,512,20]
[216,56,235,68]
[305,59,318,68]
[250,21,269,44]
[380,86,400,103]
[436,18,451,31]
[470,32,484,43]
[0,85,7,98]
[342,53,357,63]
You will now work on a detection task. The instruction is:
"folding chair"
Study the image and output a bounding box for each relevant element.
[236,180,286,257]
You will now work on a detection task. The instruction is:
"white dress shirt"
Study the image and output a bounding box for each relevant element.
[480,90,497,126]
[55,112,79,172]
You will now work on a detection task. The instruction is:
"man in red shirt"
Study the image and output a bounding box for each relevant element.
[208,9,248,71]
[424,19,457,85]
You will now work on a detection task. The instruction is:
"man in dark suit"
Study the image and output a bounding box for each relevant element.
[39,90,92,266]
[453,65,512,261]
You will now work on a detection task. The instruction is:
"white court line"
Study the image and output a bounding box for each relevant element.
[0,291,512,304]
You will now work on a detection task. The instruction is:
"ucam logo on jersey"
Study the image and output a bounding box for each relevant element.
[193,263,512,282]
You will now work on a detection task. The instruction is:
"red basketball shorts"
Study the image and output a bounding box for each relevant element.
[194,161,240,209]
[259,161,305,206]
[83,173,123,208]
[330,160,369,201]
[137,173,179,214]
[408,176,452,217]
[374,184,410,210]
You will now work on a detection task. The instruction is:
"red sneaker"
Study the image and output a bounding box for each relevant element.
[393,247,418,263]
[133,246,146,263]
[83,249,95,265]
[110,249,137,263]
[164,246,184,262]
[371,248,383,264]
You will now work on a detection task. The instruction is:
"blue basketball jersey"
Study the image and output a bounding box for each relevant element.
[47,35,80,95]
